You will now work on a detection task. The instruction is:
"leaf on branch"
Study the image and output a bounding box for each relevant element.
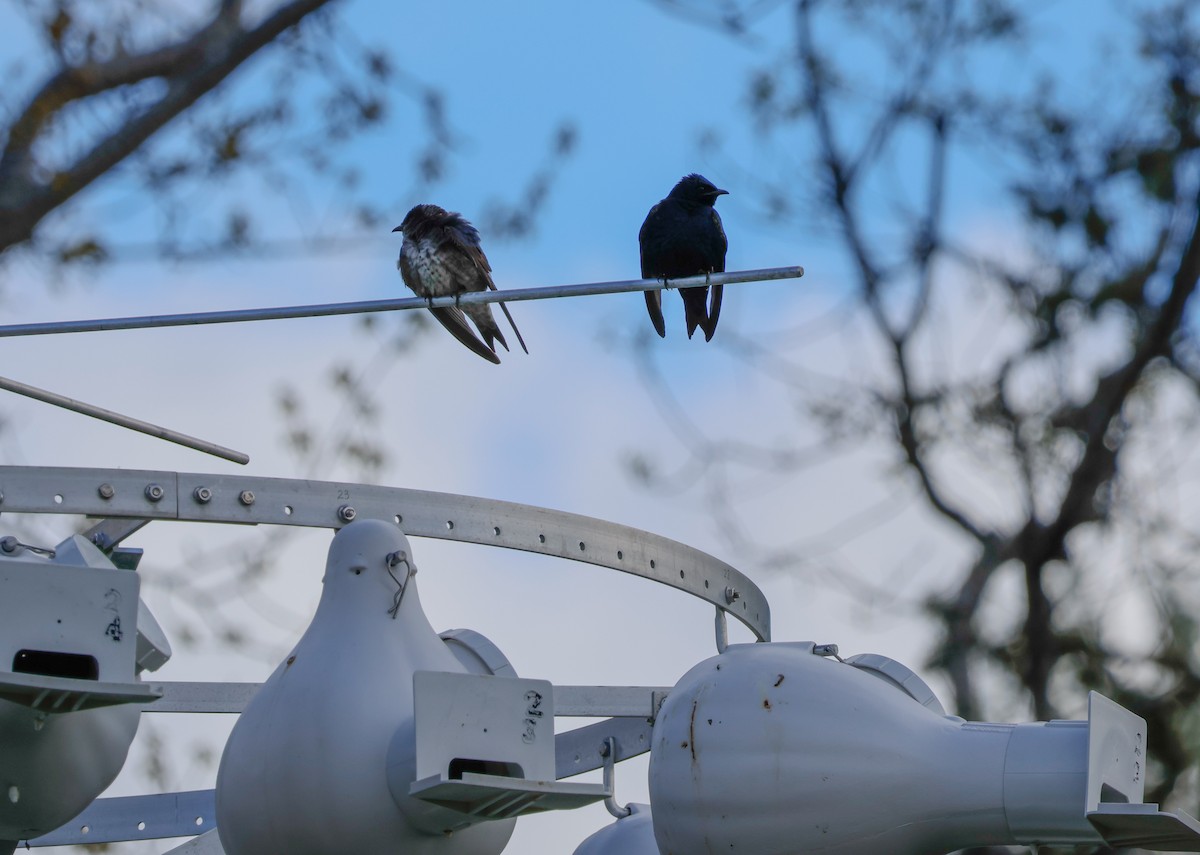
[1135,148,1177,201]
[56,236,107,264]
[1082,205,1110,248]
[365,50,391,81]
[224,211,251,248]
[46,6,71,47]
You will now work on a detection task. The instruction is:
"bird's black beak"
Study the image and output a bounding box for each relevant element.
[713,188,729,197]
[391,225,403,233]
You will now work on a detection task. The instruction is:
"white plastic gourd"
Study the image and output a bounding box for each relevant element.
[215,519,514,854]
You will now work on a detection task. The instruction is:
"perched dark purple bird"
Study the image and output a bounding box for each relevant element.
[639,173,729,341]
[393,204,528,364]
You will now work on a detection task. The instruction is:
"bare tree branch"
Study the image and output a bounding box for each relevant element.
[0,0,336,253]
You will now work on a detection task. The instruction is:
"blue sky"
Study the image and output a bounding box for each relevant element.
[0,1,1170,852]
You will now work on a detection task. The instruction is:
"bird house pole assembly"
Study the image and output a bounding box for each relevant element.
[1,466,1199,854]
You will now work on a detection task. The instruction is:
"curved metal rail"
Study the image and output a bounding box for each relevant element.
[0,466,770,641]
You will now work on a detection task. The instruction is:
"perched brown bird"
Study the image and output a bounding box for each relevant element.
[639,173,729,341]
[393,204,528,364]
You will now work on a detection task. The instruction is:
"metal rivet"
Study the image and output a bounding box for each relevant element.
[238,490,255,506]
[144,483,164,502]
[193,486,212,504]
[724,586,740,605]
[338,505,357,523]
[97,483,115,500]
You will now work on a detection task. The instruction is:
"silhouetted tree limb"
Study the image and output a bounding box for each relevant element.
[641,2,1200,823]
[0,0,336,254]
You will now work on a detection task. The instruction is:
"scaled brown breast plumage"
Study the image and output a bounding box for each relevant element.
[393,204,527,364]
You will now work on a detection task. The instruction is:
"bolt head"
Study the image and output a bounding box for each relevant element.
[238,490,255,506]
[98,483,115,500]
[144,483,165,502]
[724,586,741,605]
[193,486,213,504]
[338,504,357,522]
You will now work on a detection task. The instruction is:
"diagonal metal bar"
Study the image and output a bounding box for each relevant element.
[22,789,216,847]
[0,266,804,338]
[0,375,249,464]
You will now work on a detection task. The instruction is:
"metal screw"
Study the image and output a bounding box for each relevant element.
[193,486,213,504]
[144,483,165,502]
[724,586,741,605]
[98,483,115,500]
[0,536,18,554]
[338,505,357,523]
[238,490,255,506]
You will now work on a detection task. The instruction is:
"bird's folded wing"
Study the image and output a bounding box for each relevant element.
[429,306,501,364]
[446,227,495,278]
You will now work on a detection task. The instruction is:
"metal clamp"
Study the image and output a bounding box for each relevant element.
[601,736,632,819]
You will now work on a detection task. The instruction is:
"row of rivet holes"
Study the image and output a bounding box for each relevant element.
[77,815,206,835]
[84,482,743,607]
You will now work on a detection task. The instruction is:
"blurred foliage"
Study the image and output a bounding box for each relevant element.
[0,3,577,851]
[0,0,574,270]
[639,2,1200,849]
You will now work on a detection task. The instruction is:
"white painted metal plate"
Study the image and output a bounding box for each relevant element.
[1088,802,1200,850]
[0,671,160,712]
[0,549,140,684]
[414,671,554,783]
[409,772,609,819]
[1086,690,1147,810]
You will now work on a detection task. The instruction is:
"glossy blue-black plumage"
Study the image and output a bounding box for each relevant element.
[638,173,729,341]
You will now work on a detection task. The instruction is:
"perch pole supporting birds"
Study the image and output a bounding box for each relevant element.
[0,266,804,338]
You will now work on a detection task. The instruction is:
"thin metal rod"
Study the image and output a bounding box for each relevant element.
[601,737,633,819]
[0,266,804,338]
[0,374,250,465]
[715,606,729,654]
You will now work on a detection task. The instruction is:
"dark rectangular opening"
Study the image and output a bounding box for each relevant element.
[12,649,99,681]
[448,758,524,780]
